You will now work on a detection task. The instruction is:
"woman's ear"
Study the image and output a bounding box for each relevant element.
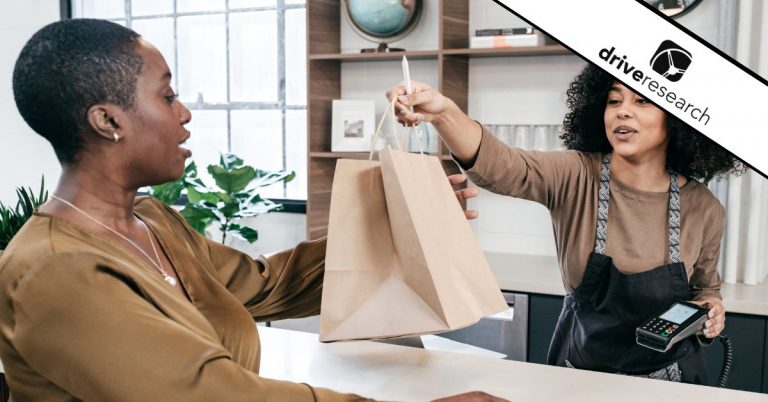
[86,104,124,142]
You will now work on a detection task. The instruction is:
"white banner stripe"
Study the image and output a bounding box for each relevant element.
[495,0,768,178]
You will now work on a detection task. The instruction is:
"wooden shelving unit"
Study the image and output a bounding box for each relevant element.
[305,0,573,239]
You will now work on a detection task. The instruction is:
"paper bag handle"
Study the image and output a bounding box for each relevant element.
[369,96,424,161]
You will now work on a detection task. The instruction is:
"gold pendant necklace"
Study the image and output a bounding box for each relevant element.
[50,194,178,287]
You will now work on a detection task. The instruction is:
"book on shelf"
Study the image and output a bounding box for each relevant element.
[474,27,534,37]
[469,33,545,49]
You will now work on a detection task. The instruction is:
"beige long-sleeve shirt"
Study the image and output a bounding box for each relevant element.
[0,197,370,402]
[463,127,723,301]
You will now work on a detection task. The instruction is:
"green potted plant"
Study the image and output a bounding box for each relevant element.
[150,153,295,245]
[0,177,48,253]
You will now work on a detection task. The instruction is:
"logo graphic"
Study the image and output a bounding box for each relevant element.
[650,40,692,82]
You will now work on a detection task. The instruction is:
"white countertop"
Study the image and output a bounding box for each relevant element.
[260,327,767,401]
[486,252,768,316]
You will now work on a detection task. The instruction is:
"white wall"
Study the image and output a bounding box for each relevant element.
[0,0,61,206]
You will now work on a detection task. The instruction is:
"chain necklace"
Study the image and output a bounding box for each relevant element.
[50,194,178,287]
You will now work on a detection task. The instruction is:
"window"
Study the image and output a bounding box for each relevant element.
[70,0,308,201]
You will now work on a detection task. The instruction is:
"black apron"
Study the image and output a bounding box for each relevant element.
[547,153,707,384]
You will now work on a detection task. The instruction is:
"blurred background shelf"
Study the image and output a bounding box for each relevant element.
[443,45,571,58]
[309,151,452,160]
[309,50,439,61]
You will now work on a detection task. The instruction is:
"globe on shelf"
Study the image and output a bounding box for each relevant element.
[343,0,423,53]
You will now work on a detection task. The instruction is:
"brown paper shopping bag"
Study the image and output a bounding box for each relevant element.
[319,121,507,341]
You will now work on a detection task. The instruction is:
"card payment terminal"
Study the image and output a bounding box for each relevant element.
[636,301,708,353]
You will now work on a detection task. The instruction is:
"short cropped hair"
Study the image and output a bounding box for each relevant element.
[12,19,143,164]
[561,64,744,182]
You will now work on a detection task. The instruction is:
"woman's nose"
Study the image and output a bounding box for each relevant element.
[617,103,632,119]
[178,101,192,125]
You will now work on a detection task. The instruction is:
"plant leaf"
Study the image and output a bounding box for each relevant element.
[208,165,257,193]
[229,224,259,243]
[151,181,184,205]
[219,200,240,218]
[0,176,48,249]
[187,186,220,204]
[180,205,217,235]
[220,153,244,170]
[250,170,295,188]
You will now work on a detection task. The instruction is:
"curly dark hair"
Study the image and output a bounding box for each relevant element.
[561,64,744,182]
[12,19,143,164]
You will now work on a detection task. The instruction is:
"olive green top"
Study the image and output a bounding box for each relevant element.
[0,197,369,402]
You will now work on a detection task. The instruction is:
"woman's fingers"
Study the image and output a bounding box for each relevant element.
[386,81,444,127]
[691,298,726,338]
[449,174,479,219]
[455,187,479,201]
[450,174,479,201]
[464,210,479,220]
[448,174,467,185]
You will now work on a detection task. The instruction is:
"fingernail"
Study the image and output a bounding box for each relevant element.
[400,109,408,115]
[399,95,408,103]
[705,321,712,328]
[417,114,425,122]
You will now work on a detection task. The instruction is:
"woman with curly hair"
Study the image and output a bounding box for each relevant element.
[386,63,743,384]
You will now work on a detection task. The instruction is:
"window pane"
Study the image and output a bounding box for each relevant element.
[230,110,284,199]
[185,111,229,185]
[286,0,306,5]
[229,11,278,102]
[285,9,307,106]
[72,0,124,19]
[230,0,276,8]
[285,110,307,200]
[132,0,173,16]
[177,15,227,103]
[131,18,176,81]
[177,0,225,13]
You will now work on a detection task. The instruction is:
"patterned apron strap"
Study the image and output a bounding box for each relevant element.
[593,153,681,262]
[593,153,611,255]
[668,171,681,263]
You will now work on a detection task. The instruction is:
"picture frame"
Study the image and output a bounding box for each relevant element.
[331,100,376,152]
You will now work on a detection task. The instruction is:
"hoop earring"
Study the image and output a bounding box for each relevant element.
[113,132,121,143]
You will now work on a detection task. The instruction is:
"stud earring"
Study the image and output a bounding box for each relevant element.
[113,132,121,143]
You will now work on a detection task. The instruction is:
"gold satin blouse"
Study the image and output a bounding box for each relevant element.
[0,197,368,401]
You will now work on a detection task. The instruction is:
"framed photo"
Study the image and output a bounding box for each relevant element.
[331,100,376,152]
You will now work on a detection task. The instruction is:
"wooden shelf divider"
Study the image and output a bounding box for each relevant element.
[309,50,439,61]
[443,45,571,58]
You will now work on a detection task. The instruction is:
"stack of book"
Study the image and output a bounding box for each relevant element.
[469,27,545,49]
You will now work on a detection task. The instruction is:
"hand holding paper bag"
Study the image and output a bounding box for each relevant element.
[320,102,507,341]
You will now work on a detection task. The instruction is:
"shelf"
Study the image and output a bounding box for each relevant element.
[310,151,453,160]
[309,50,440,62]
[310,152,371,159]
[308,46,572,62]
[443,45,572,58]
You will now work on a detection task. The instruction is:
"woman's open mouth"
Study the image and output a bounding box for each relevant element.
[613,125,637,141]
[179,131,192,157]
